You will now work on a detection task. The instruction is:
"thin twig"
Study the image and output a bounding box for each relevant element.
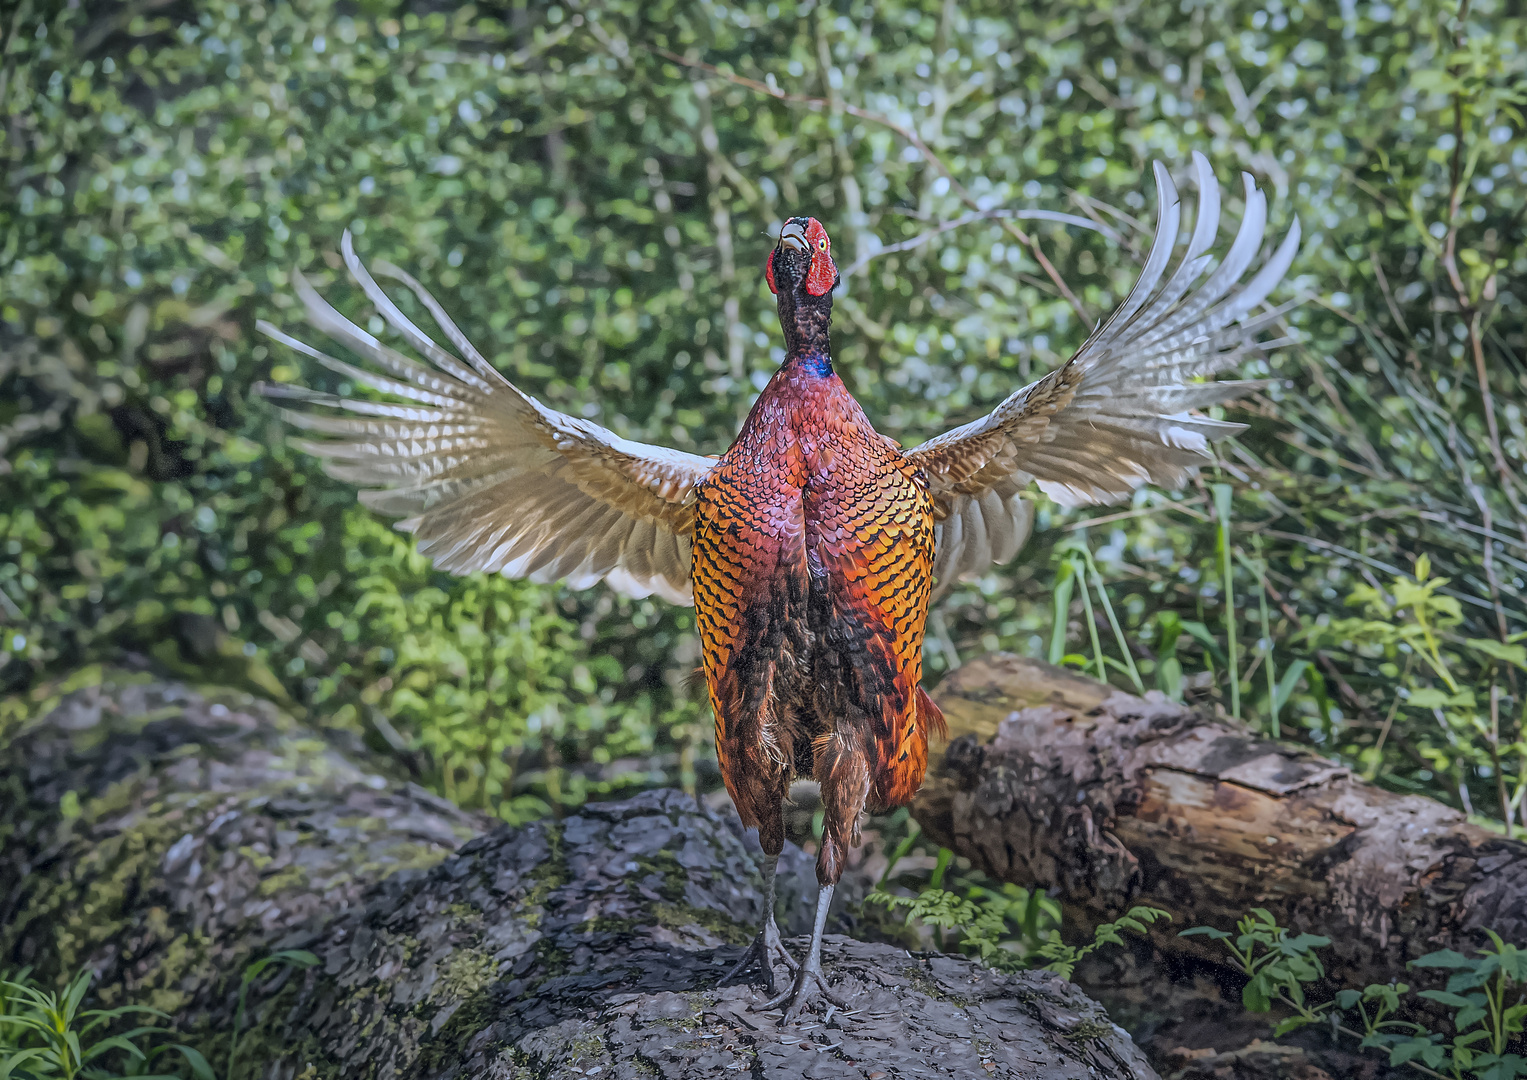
[840,208,1122,280]
[1489,683,1512,839]
[648,47,1091,323]
[1058,496,1209,532]
[1369,653,1414,776]
[1367,251,1413,341]
[1446,420,1512,645]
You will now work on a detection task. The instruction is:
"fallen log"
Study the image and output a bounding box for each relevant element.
[1,669,1158,1080]
[915,654,1527,1062]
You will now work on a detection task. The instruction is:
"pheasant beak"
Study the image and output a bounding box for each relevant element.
[779,221,810,253]
[767,216,837,297]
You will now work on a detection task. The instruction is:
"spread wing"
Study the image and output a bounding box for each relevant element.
[906,152,1301,595]
[256,232,713,605]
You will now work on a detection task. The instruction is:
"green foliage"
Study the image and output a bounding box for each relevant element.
[1181,908,1337,1023]
[1033,907,1172,982]
[1389,933,1527,1080]
[869,879,1165,977]
[1184,913,1527,1079]
[0,0,1524,827]
[868,843,1164,976]
[1050,536,1144,693]
[0,970,213,1080]
[870,842,1060,969]
[1304,558,1527,830]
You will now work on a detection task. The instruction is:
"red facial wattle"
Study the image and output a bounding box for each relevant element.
[766,249,778,295]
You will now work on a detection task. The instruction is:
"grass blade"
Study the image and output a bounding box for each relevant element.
[1214,483,1240,719]
[1048,558,1077,665]
[1087,556,1145,693]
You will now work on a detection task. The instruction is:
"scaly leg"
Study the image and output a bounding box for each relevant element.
[723,853,799,993]
[758,727,863,1020]
[759,881,846,1021]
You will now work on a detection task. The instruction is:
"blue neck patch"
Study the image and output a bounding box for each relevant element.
[789,349,833,378]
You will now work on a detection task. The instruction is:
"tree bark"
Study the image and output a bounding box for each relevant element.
[914,654,1527,1070]
[1,668,1158,1080]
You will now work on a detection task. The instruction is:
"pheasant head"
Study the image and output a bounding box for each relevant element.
[766,216,838,359]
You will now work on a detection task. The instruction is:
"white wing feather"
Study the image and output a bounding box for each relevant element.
[909,153,1300,596]
[258,232,713,605]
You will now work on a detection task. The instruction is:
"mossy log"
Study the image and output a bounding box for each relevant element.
[0,670,485,1021]
[915,654,1527,1069]
[1,670,1158,1080]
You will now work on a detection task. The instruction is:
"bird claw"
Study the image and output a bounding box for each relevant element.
[757,961,846,1024]
[723,922,799,994]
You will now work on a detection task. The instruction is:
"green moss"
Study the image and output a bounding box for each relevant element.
[632,851,688,903]
[568,1032,606,1058]
[81,774,156,825]
[222,974,339,1080]
[650,902,751,946]
[238,845,276,872]
[628,1054,662,1077]
[519,823,567,929]
[1066,1018,1114,1043]
[437,949,498,999]
[569,851,750,947]
[350,840,456,881]
[139,928,212,1015]
[580,916,640,935]
[533,939,572,980]
[6,796,195,986]
[899,965,974,1008]
[258,865,309,897]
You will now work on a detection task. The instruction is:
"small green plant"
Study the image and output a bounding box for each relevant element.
[1182,908,1345,1032]
[0,969,213,1080]
[1322,554,1464,693]
[1033,907,1172,981]
[1381,931,1527,1079]
[223,951,318,1080]
[869,849,1165,977]
[869,843,1062,970]
[1184,910,1527,1079]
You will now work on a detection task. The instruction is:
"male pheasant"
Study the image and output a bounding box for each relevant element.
[258,153,1299,1018]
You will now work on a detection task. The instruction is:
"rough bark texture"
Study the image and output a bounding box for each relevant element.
[0,669,485,1023]
[915,653,1527,1073]
[1,669,1158,1080]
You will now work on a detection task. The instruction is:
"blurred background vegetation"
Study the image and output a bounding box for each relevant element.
[1,0,1524,835]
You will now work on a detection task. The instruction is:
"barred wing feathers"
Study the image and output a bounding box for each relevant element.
[908,153,1301,595]
[256,232,713,605]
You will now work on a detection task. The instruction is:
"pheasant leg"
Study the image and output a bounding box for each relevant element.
[760,883,846,1022]
[723,854,798,993]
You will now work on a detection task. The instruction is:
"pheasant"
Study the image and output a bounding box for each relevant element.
[257,152,1299,1019]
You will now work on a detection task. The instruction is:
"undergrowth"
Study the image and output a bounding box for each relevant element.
[0,950,315,1080]
[1184,910,1526,1080]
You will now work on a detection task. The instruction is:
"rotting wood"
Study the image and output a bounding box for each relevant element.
[916,652,1527,1002]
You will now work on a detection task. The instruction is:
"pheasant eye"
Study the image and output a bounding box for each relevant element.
[818,239,828,251]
